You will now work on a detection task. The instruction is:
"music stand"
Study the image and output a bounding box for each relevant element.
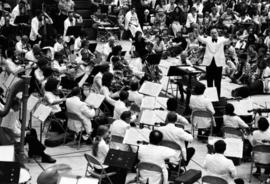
[89,42,97,53]
[14,16,29,25]
[0,161,20,184]
[66,26,82,36]
[104,149,137,169]
[146,54,162,65]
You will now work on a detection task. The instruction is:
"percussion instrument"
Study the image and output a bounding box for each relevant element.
[37,164,72,184]
[19,168,31,184]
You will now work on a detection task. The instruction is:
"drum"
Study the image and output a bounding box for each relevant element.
[19,168,31,184]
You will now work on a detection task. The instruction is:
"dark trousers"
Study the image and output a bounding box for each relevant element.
[206,58,223,98]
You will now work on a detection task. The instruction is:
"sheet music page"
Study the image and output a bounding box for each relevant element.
[139,81,163,97]
[123,128,150,145]
[85,93,105,108]
[141,96,156,110]
[227,99,253,115]
[224,138,243,158]
[58,177,77,184]
[204,87,218,102]
[33,104,52,122]
[0,145,15,161]
[27,95,39,112]
[77,177,99,184]
[155,97,168,109]
[140,110,155,125]
[154,110,168,123]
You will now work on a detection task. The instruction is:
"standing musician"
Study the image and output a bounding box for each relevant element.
[29,9,53,46]
[63,11,83,43]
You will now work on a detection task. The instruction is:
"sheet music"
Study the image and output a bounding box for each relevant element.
[140,110,156,125]
[141,96,156,110]
[227,99,253,116]
[33,104,52,122]
[0,145,15,161]
[58,177,77,184]
[154,110,168,123]
[208,137,243,158]
[139,81,163,97]
[27,95,39,112]
[77,178,99,184]
[85,93,105,108]
[204,87,218,102]
[123,128,150,146]
[155,97,168,109]
[58,176,99,184]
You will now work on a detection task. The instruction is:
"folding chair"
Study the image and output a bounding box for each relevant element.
[201,175,228,184]
[223,127,243,139]
[160,140,186,176]
[127,162,164,184]
[249,145,270,182]
[110,135,124,143]
[66,112,84,150]
[191,110,215,137]
[84,154,117,184]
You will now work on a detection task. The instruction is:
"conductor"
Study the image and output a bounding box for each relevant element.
[196,28,230,98]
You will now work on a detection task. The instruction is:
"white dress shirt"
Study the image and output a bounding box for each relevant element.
[54,42,64,52]
[113,100,128,119]
[29,17,42,41]
[4,58,22,74]
[223,115,248,128]
[128,90,143,106]
[95,138,109,169]
[190,94,215,129]
[10,5,20,25]
[157,123,193,160]
[198,36,230,67]
[138,144,176,184]
[44,91,62,113]
[74,37,82,51]
[203,153,237,182]
[251,129,270,146]
[15,40,29,53]
[262,66,270,93]
[25,50,37,62]
[66,96,95,134]
[109,119,130,150]
[186,13,197,28]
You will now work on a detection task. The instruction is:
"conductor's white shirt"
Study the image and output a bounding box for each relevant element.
[198,36,230,67]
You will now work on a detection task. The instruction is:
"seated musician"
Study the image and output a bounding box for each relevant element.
[158,112,195,169]
[167,31,187,57]
[44,77,67,120]
[3,48,23,75]
[100,72,117,107]
[190,83,215,141]
[66,87,95,141]
[223,103,249,129]
[15,35,30,55]
[113,90,129,119]
[204,140,237,181]
[74,30,87,52]
[25,44,42,62]
[101,36,116,61]
[34,57,49,85]
[107,44,122,62]
[51,52,67,74]
[92,125,127,184]
[249,117,270,176]
[63,11,83,43]
[131,31,147,58]
[110,111,131,150]
[166,98,189,127]
[154,8,167,30]
[54,34,65,53]
[0,98,56,163]
[153,35,165,54]
[125,7,143,38]
[137,130,176,184]
[29,9,53,45]
[128,80,143,106]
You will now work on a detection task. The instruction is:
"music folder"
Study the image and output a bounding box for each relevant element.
[139,81,162,97]
[85,93,105,108]
[14,15,29,24]
[66,26,82,36]
[104,149,137,169]
[33,104,52,122]
[0,161,20,184]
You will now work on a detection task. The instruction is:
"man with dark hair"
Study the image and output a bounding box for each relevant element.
[158,112,195,168]
[113,90,129,119]
[128,80,143,106]
[203,140,237,181]
[138,130,176,184]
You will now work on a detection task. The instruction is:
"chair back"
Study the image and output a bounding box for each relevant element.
[137,162,163,184]
[202,175,228,184]
[191,110,215,134]
[223,127,243,139]
[111,135,124,144]
[84,154,103,168]
[253,145,270,165]
[160,140,181,151]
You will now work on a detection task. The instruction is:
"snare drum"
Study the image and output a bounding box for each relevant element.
[19,168,31,184]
